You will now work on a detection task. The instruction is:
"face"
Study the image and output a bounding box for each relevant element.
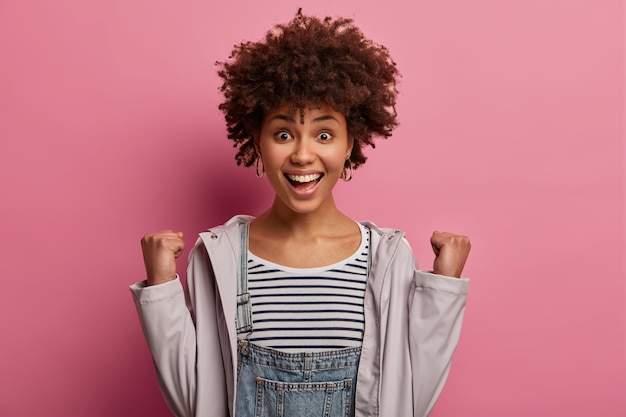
[256,103,353,215]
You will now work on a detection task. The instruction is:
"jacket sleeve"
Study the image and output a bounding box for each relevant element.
[130,239,222,417]
[408,269,469,417]
[129,239,218,417]
[129,277,197,417]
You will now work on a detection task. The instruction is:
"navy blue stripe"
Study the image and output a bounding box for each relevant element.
[248,284,365,292]
[252,293,364,299]
[254,309,362,315]
[251,327,362,332]
[250,336,363,342]
[252,300,363,307]
[248,269,282,274]
[326,269,367,276]
[248,276,366,284]
[254,317,364,323]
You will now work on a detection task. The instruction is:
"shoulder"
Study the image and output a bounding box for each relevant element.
[205,214,255,235]
[188,214,254,262]
[187,216,253,291]
[198,214,255,246]
[359,220,412,250]
[360,219,418,269]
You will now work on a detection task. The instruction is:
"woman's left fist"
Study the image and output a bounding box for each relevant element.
[430,231,471,278]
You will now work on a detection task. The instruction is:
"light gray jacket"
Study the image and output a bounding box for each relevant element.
[130,215,469,417]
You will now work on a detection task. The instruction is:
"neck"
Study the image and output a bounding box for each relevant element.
[256,195,350,237]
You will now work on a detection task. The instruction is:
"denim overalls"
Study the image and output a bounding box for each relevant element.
[234,223,371,417]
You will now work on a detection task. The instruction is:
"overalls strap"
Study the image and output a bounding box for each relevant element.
[235,222,253,338]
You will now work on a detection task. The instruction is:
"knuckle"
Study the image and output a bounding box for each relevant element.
[141,234,154,245]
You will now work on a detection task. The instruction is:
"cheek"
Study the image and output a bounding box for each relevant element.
[259,143,281,165]
[261,151,290,182]
[322,157,347,174]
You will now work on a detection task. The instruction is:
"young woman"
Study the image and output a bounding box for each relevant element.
[131,10,471,417]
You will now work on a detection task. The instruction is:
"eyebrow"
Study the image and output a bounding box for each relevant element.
[268,114,340,124]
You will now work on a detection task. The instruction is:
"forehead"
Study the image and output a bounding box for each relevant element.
[264,103,346,125]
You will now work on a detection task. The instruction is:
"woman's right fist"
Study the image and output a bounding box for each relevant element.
[141,230,185,286]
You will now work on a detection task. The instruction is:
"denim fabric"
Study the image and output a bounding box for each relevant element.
[235,340,360,417]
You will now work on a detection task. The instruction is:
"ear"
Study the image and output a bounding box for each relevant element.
[345,137,354,160]
[252,134,261,156]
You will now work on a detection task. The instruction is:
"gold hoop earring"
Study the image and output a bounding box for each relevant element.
[341,161,353,182]
[255,155,265,178]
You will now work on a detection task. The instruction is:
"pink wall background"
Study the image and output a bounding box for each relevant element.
[0,1,623,416]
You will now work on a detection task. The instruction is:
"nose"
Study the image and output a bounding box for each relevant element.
[290,138,316,165]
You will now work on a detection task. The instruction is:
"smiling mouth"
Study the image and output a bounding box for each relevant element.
[285,173,323,190]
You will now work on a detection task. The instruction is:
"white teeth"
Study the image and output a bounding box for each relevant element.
[287,174,321,183]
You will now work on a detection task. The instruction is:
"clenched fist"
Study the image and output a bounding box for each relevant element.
[430,231,471,278]
[141,230,185,286]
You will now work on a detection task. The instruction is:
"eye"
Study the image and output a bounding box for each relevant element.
[317,132,332,141]
[275,131,293,141]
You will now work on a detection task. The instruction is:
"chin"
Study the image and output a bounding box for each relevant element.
[277,195,330,215]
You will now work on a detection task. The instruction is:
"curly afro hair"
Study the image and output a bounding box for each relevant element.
[216,9,399,169]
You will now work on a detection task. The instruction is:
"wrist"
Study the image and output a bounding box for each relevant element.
[146,273,177,286]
